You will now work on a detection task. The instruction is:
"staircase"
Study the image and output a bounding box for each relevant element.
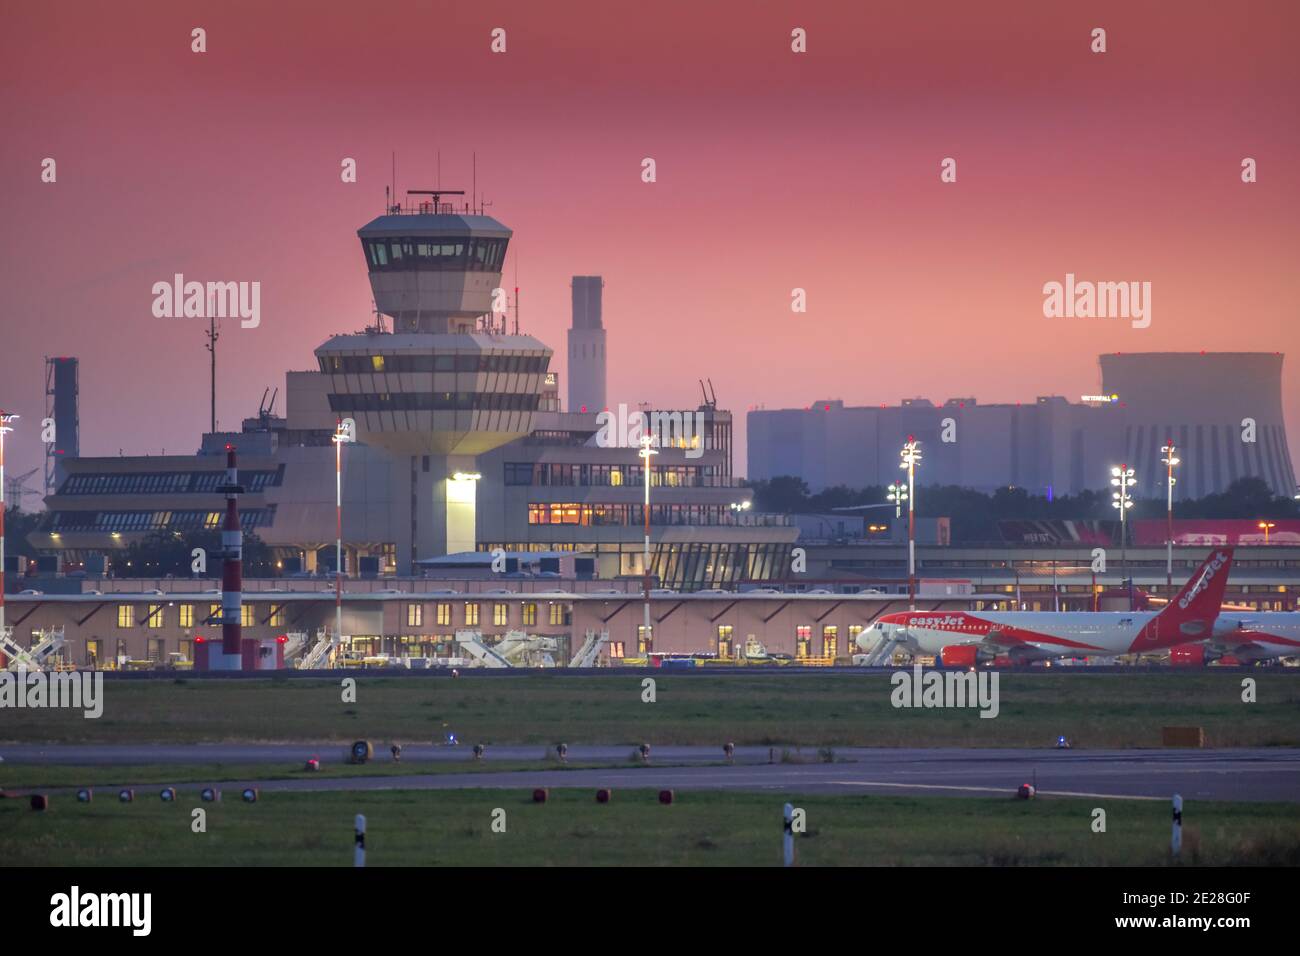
[454,630,512,668]
[298,628,339,669]
[856,634,903,666]
[1,626,65,671]
[568,629,610,668]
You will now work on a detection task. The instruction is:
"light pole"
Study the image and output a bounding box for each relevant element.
[900,437,922,610]
[331,419,349,651]
[1258,521,1276,545]
[638,435,659,655]
[887,481,907,519]
[1161,442,1179,596]
[0,412,16,643]
[1111,464,1135,610]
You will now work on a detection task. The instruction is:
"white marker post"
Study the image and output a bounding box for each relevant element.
[1171,795,1182,858]
[783,802,794,868]
[355,813,367,867]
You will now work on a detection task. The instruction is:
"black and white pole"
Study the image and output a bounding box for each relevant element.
[783,802,794,868]
[354,813,366,868]
[1171,794,1182,858]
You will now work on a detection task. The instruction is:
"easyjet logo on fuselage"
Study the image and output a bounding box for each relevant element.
[906,615,970,629]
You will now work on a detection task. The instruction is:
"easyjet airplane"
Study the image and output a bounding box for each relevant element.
[860,548,1234,666]
[1170,612,1300,665]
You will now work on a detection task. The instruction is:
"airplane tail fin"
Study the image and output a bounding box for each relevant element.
[1138,548,1234,647]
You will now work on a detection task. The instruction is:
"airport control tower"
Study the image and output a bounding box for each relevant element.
[316,190,552,573]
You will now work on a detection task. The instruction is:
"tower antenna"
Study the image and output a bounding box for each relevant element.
[204,296,219,434]
[391,151,396,212]
[472,151,477,214]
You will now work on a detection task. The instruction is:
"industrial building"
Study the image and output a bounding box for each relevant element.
[748,352,1297,500]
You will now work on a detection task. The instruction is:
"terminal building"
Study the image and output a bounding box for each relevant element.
[748,352,1297,500]
[27,191,796,594]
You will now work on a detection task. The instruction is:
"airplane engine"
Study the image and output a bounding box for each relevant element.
[1169,643,1216,666]
[939,644,982,668]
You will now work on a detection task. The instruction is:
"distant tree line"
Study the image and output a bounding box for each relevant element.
[113,529,277,578]
[747,476,1299,544]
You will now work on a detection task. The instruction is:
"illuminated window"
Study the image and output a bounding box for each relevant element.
[549,603,569,626]
[116,604,134,628]
[437,603,452,626]
[637,625,653,653]
[407,604,423,628]
[372,355,385,372]
[179,604,195,628]
[465,603,480,626]
[822,625,838,658]
[241,605,255,628]
[609,641,625,658]
[717,625,734,657]
[208,603,221,624]
[848,624,864,648]
[522,603,537,626]
[795,625,811,659]
[493,603,508,626]
[146,604,165,629]
[269,606,286,627]
[204,512,222,529]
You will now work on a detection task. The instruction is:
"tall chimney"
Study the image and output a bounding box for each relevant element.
[567,276,606,414]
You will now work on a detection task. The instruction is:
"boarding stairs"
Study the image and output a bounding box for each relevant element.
[568,629,610,668]
[280,630,310,662]
[0,626,66,671]
[298,628,339,669]
[856,633,904,666]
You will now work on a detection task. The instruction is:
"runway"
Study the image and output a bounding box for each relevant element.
[5,744,1299,802]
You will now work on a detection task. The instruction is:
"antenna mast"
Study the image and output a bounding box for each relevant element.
[204,311,219,434]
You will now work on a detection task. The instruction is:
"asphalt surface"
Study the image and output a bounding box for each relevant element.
[5,744,1299,802]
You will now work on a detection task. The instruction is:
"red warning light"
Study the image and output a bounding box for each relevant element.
[580,405,588,413]
[276,635,288,644]
[823,404,830,411]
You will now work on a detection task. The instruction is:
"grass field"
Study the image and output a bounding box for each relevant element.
[3,788,1297,866]
[2,672,1297,748]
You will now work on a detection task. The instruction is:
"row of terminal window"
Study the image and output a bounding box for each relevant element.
[115,604,285,628]
[528,502,745,526]
[320,354,548,374]
[59,470,281,496]
[46,508,273,532]
[362,237,507,272]
[326,392,541,413]
[405,602,570,628]
[505,462,706,487]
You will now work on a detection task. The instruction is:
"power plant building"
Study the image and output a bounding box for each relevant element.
[747,353,1297,501]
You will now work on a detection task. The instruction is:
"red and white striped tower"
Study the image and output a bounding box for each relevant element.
[0,412,16,645]
[213,444,245,670]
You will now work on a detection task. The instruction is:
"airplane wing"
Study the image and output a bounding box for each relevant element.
[977,627,1056,662]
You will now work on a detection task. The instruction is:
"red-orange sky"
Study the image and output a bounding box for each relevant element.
[2,0,1298,486]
